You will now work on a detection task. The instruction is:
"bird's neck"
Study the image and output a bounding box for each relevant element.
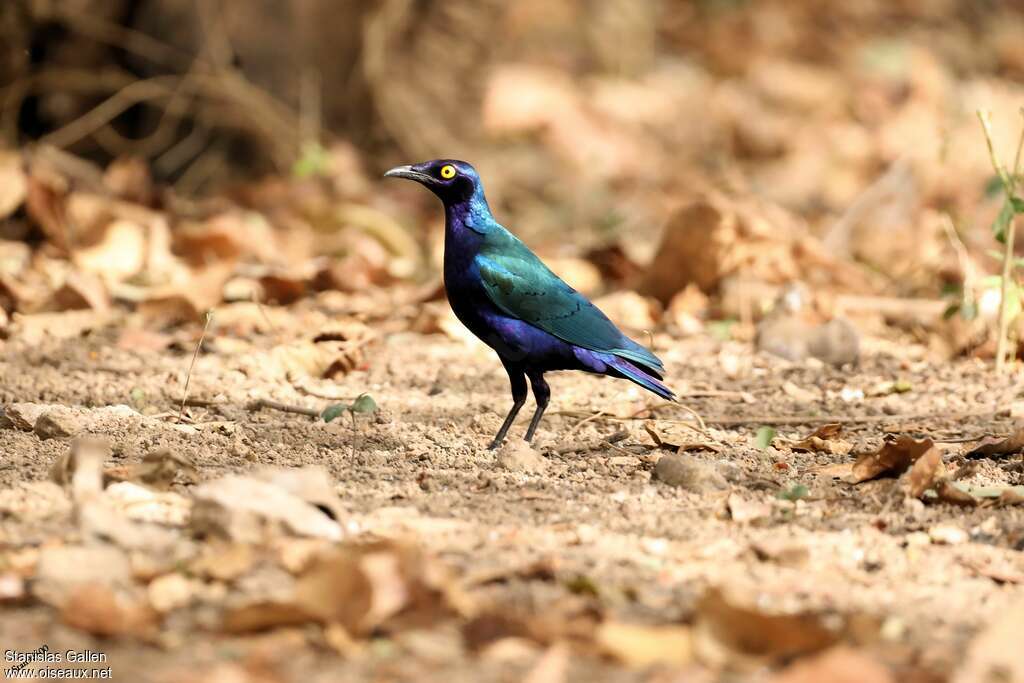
[444,194,493,240]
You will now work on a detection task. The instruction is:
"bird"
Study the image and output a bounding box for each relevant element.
[385,159,675,449]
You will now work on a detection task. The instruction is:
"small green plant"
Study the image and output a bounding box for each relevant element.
[977,109,1024,371]
[322,393,378,455]
[777,483,810,502]
[754,426,776,449]
[707,319,737,342]
[292,140,329,179]
[321,393,378,426]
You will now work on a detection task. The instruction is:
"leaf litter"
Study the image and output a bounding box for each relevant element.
[3,7,1024,679]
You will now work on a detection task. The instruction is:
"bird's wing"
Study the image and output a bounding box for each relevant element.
[475,236,664,375]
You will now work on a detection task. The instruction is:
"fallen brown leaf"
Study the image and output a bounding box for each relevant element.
[522,642,570,683]
[769,646,894,683]
[850,436,935,484]
[73,219,147,283]
[190,473,343,542]
[596,621,692,668]
[223,540,469,637]
[61,583,157,638]
[788,423,853,455]
[905,445,944,498]
[694,587,876,669]
[189,543,256,582]
[0,150,27,220]
[966,423,1024,458]
[48,271,110,313]
[935,480,979,507]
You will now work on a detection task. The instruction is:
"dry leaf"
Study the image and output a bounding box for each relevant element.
[61,583,156,637]
[522,642,570,683]
[966,424,1024,458]
[73,219,147,283]
[134,449,198,489]
[695,587,863,669]
[545,257,602,295]
[905,446,944,498]
[789,423,852,455]
[224,541,468,637]
[0,150,27,220]
[189,543,256,582]
[591,291,661,332]
[294,542,465,635]
[644,421,721,453]
[190,474,343,542]
[596,621,692,668]
[770,646,894,683]
[49,270,110,313]
[850,436,935,484]
[935,480,979,507]
[9,310,113,344]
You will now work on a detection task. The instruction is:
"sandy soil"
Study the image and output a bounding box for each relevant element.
[0,308,1022,683]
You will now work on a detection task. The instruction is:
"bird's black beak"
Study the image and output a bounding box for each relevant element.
[383,164,435,186]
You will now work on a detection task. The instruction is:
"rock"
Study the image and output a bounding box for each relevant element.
[78,499,180,551]
[0,481,71,521]
[147,573,193,613]
[807,318,860,367]
[191,474,343,542]
[34,409,83,439]
[49,436,109,502]
[34,544,132,606]
[495,440,549,473]
[131,449,197,490]
[2,403,48,431]
[0,573,25,603]
[654,454,728,491]
[928,524,968,545]
[33,404,141,440]
[102,481,191,526]
[253,466,345,523]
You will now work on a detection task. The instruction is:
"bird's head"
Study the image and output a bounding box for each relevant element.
[384,159,482,206]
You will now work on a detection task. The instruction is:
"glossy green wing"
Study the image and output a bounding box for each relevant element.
[475,237,664,374]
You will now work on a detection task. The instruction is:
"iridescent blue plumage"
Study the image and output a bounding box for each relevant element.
[385,159,675,448]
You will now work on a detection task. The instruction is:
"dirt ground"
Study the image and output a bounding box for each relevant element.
[1,304,1022,683]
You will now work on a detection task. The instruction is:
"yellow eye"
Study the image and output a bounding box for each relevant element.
[440,164,456,179]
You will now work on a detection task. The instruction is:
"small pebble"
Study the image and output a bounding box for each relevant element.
[495,440,549,473]
[654,454,728,491]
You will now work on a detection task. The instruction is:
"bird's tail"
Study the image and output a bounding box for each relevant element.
[606,355,676,402]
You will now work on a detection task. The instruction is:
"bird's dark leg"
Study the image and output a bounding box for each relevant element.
[490,360,528,449]
[524,372,550,443]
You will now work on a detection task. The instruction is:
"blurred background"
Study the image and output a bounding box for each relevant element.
[2,0,1024,359]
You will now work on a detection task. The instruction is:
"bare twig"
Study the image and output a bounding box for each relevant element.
[247,398,321,418]
[178,309,213,423]
[563,410,606,440]
[940,214,978,307]
[555,429,629,455]
[977,109,1024,372]
[554,408,1005,427]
